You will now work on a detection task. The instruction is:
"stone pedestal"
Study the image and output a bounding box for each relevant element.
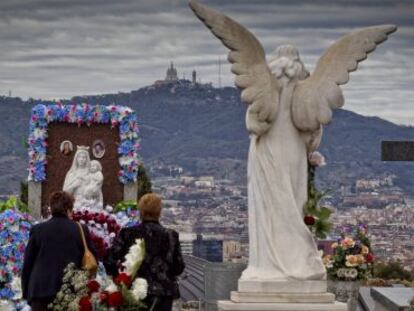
[28,181,42,219]
[123,181,138,202]
[218,281,347,311]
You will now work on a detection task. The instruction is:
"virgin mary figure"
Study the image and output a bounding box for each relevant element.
[63,146,91,202]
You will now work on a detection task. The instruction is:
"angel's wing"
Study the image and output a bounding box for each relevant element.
[189,0,279,136]
[292,25,397,132]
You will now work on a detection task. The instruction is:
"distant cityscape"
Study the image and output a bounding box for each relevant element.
[152,158,414,270]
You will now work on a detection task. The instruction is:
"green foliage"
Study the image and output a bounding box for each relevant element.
[358,229,371,249]
[0,195,29,213]
[304,166,332,239]
[114,200,139,213]
[137,165,152,201]
[20,181,28,205]
[374,261,413,281]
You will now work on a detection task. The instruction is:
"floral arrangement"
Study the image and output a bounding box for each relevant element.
[72,201,122,260]
[303,151,332,239]
[50,239,149,311]
[0,209,33,301]
[114,200,138,213]
[28,103,141,184]
[323,224,374,281]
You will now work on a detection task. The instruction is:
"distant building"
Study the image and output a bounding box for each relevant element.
[180,233,197,256]
[153,62,201,87]
[195,176,215,188]
[223,240,243,262]
[193,234,223,262]
[165,62,178,82]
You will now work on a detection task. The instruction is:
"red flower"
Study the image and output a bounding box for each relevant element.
[99,291,109,303]
[87,279,100,293]
[107,291,123,308]
[304,215,315,226]
[366,253,374,263]
[115,272,132,288]
[79,296,92,311]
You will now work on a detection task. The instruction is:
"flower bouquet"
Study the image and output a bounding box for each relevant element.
[0,209,33,310]
[323,225,374,281]
[50,239,150,311]
[303,151,332,239]
[72,200,122,259]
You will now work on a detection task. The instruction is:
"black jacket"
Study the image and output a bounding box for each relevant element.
[21,215,97,303]
[104,220,185,298]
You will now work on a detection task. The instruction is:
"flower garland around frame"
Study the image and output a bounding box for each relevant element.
[27,103,141,184]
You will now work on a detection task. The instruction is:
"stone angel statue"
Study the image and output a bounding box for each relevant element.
[189,0,396,281]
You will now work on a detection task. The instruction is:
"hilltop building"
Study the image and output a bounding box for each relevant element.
[153,62,203,87]
[165,62,178,82]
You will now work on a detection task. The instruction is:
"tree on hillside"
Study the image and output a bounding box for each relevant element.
[137,165,152,201]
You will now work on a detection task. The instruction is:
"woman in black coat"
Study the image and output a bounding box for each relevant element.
[104,193,185,311]
[21,191,97,311]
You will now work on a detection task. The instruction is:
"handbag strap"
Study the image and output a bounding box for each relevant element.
[77,222,90,252]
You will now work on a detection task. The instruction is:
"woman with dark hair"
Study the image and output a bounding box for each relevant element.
[21,191,97,311]
[104,193,185,311]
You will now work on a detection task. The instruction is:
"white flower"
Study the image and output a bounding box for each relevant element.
[11,277,22,299]
[105,205,113,212]
[119,156,134,167]
[344,268,358,280]
[131,278,148,301]
[33,128,47,139]
[122,239,145,276]
[105,280,118,293]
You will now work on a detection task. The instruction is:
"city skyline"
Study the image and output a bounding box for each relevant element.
[0,0,413,125]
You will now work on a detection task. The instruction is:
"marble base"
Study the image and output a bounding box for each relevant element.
[238,280,327,293]
[231,291,335,303]
[218,300,347,310]
[218,281,347,311]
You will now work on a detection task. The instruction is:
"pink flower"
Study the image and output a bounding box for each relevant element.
[309,151,326,167]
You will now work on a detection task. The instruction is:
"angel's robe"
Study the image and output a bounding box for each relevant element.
[241,80,326,281]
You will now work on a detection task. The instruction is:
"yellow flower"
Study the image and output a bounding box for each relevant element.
[323,255,332,265]
[331,242,338,249]
[345,255,359,267]
[361,245,369,255]
[356,254,366,264]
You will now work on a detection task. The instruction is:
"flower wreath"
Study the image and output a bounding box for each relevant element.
[27,103,141,184]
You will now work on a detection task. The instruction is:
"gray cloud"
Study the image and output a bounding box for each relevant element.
[0,0,413,124]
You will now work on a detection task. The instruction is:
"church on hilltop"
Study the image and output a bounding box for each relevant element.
[165,62,178,82]
[153,62,199,86]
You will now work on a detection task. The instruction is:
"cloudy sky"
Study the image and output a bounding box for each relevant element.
[0,0,413,125]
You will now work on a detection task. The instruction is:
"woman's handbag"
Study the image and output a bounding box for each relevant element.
[77,222,98,276]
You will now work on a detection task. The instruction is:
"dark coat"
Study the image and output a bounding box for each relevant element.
[21,215,97,303]
[104,220,185,299]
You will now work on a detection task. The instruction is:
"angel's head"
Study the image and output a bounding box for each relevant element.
[268,45,309,81]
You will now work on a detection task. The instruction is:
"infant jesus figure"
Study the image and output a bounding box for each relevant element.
[85,160,104,206]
